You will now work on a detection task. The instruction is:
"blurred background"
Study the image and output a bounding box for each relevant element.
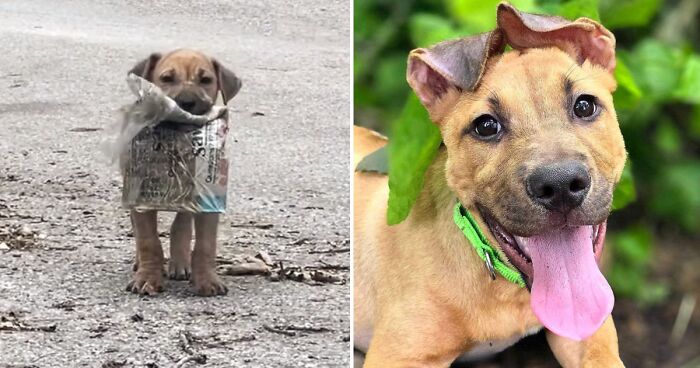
[355,0,700,366]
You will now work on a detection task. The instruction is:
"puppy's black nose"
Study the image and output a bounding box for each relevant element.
[526,161,590,214]
[178,100,196,113]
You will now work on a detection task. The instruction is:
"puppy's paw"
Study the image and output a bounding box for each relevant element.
[168,260,191,280]
[127,271,165,296]
[191,272,228,296]
[132,260,168,277]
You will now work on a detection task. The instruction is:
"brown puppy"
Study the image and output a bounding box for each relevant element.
[355,4,626,367]
[127,49,241,296]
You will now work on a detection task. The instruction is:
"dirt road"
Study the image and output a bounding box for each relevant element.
[0,1,350,367]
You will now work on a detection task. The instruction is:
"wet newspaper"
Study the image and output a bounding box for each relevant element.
[104,74,230,213]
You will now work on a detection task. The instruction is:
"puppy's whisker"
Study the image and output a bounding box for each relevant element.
[564,62,578,80]
[571,69,607,84]
[482,83,502,99]
[461,93,483,103]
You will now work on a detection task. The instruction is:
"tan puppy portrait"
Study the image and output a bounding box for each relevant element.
[126,49,241,296]
[354,3,627,367]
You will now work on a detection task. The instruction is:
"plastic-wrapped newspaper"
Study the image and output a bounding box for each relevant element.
[103,74,230,213]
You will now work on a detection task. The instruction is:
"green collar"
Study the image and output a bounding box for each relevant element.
[452,204,526,288]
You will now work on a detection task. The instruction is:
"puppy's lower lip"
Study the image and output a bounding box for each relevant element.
[481,211,528,260]
[477,205,607,289]
[477,206,532,286]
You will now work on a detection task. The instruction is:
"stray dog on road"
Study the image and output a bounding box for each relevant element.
[354,3,626,367]
[126,49,241,296]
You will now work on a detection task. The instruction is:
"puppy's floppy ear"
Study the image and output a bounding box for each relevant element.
[407,31,505,123]
[128,53,162,81]
[212,59,242,103]
[497,2,616,71]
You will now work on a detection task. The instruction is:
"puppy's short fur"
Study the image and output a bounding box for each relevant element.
[355,4,626,367]
[126,49,241,296]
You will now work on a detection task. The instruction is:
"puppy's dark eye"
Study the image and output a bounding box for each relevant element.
[200,76,213,84]
[573,95,597,118]
[160,75,174,83]
[472,114,502,139]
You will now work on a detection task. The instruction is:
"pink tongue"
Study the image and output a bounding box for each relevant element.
[517,226,614,341]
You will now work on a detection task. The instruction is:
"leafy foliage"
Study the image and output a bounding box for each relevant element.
[387,95,441,225]
[607,226,668,304]
[355,0,700,302]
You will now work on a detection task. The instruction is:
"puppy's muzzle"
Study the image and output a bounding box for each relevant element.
[174,90,211,115]
[526,161,591,214]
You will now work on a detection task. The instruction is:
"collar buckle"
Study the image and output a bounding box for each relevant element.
[483,252,497,280]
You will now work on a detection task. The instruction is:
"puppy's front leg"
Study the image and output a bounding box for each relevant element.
[191,213,228,296]
[547,316,624,368]
[364,311,465,368]
[127,210,165,295]
[168,212,193,280]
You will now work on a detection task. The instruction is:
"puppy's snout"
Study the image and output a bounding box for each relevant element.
[179,100,196,112]
[526,161,590,214]
[175,93,198,113]
[174,90,210,115]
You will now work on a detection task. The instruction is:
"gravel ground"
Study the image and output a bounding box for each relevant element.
[0,1,350,367]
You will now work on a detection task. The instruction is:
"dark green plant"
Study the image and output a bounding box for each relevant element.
[355,0,700,302]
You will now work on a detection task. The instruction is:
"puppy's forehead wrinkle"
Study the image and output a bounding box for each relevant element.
[156,51,215,77]
[474,53,578,129]
[520,63,544,111]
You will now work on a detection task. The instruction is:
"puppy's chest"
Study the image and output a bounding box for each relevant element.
[456,326,542,362]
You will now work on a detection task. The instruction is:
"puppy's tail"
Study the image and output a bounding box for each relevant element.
[353,125,387,168]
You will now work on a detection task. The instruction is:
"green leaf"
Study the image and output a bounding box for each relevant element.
[446,0,538,33]
[654,119,682,156]
[375,54,412,110]
[612,56,642,110]
[607,266,644,298]
[387,95,442,225]
[638,282,670,305]
[599,0,661,29]
[673,53,700,104]
[540,0,600,21]
[409,13,461,47]
[650,162,700,232]
[606,225,666,304]
[610,226,653,266]
[690,106,700,141]
[624,40,688,102]
[446,0,499,33]
[612,159,636,211]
